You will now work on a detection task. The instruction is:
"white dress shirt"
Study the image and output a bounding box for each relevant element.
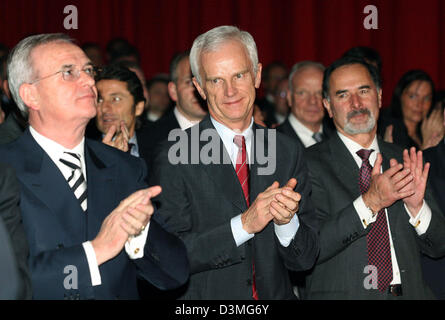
[30,126,149,287]
[288,113,323,148]
[210,116,300,248]
[337,131,432,285]
[174,107,202,130]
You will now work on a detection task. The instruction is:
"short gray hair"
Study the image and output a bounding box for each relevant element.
[7,33,73,116]
[288,61,325,91]
[190,25,259,86]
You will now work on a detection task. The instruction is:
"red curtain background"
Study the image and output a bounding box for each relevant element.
[0,0,443,106]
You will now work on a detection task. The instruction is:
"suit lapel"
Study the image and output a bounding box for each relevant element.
[19,130,85,242]
[198,116,248,213]
[328,134,361,198]
[84,141,118,238]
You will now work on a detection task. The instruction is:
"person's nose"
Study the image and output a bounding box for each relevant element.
[224,79,238,97]
[350,93,362,109]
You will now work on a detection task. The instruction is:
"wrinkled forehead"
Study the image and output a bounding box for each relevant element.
[30,41,90,75]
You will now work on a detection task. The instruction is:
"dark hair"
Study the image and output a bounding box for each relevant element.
[106,38,140,64]
[342,46,382,73]
[81,42,101,52]
[95,64,146,106]
[322,56,381,101]
[262,61,287,80]
[388,70,435,119]
[0,54,8,81]
[146,74,169,91]
[169,50,190,83]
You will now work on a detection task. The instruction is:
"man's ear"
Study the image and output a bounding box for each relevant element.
[377,88,382,109]
[135,101,145,117]
[286,88,292,107]
[168,81,178,102]
[19,83,39,111]
[192,77,206,100]
[323,98,333,118]
[254,63,262,89]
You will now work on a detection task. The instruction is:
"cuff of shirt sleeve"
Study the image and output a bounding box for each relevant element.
[273,214,300,247]
[404,200,431,235]
[354,195,377,229]
[82,241,102,286]
[125,222,150,259]
[230,214,254,247]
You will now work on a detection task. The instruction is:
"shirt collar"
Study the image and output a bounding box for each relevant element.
[30,126,85,158]
[210,116,254,166]
[337,131,380,168]
[174,107,201,130]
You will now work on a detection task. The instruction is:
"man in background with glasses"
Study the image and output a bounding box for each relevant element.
[0,33,189,299]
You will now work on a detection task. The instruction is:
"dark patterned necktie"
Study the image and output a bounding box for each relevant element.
[233,135,258,300]
[312,132,323,143]
[59,152,87,212]
[356,149,393,292]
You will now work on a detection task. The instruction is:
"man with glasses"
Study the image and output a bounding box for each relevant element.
[0,33,189,299]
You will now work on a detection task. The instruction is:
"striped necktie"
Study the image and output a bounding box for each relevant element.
[233,135,258,300]
[59,152,88,212]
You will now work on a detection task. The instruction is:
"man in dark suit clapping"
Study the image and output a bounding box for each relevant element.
[0,33,189,299]
[150,25,319,300]
[305,57,445,299]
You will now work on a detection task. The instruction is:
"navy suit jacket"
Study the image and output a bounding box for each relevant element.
[0,129,189,299]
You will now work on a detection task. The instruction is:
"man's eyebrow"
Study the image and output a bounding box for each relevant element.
[335,89,348,95]
[61,64,74,69]
[358,85,371,90]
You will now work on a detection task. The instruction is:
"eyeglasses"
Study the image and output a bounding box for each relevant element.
[29,65,98,84]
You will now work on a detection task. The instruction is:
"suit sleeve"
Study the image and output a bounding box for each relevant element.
[274,141,320,272]
[149,143,245,275]
[0,164,32,299]
[307,158,369,264]
[127,156,190,290]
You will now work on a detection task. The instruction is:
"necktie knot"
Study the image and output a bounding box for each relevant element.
[356,149,374,162]
[312,132,323,143]
[233,135,245,149]
[60,152,82,170]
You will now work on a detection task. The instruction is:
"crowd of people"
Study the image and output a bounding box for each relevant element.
[0,25,444,300]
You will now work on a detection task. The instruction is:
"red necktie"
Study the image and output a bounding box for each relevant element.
[233,135,258,300]
[356,149,393,292]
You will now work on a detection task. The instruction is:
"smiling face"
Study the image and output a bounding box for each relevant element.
[401,80,433,125]
[96,79,144,137]
[193,39,262,132]
[323,63,382,139]
[27,42,97,128]
[287,66,324,131]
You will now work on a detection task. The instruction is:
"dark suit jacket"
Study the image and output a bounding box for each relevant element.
[0,163,32,299]
[0,129,189,300]
[0,217,19,299]
[0,112,25,145]
[422,141,445,299]
[138,109,180,174]
[304,133,445,299]
[276,116,334,149]
[150,115,319,299]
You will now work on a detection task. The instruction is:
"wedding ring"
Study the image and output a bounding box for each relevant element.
[140,225,145,232]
